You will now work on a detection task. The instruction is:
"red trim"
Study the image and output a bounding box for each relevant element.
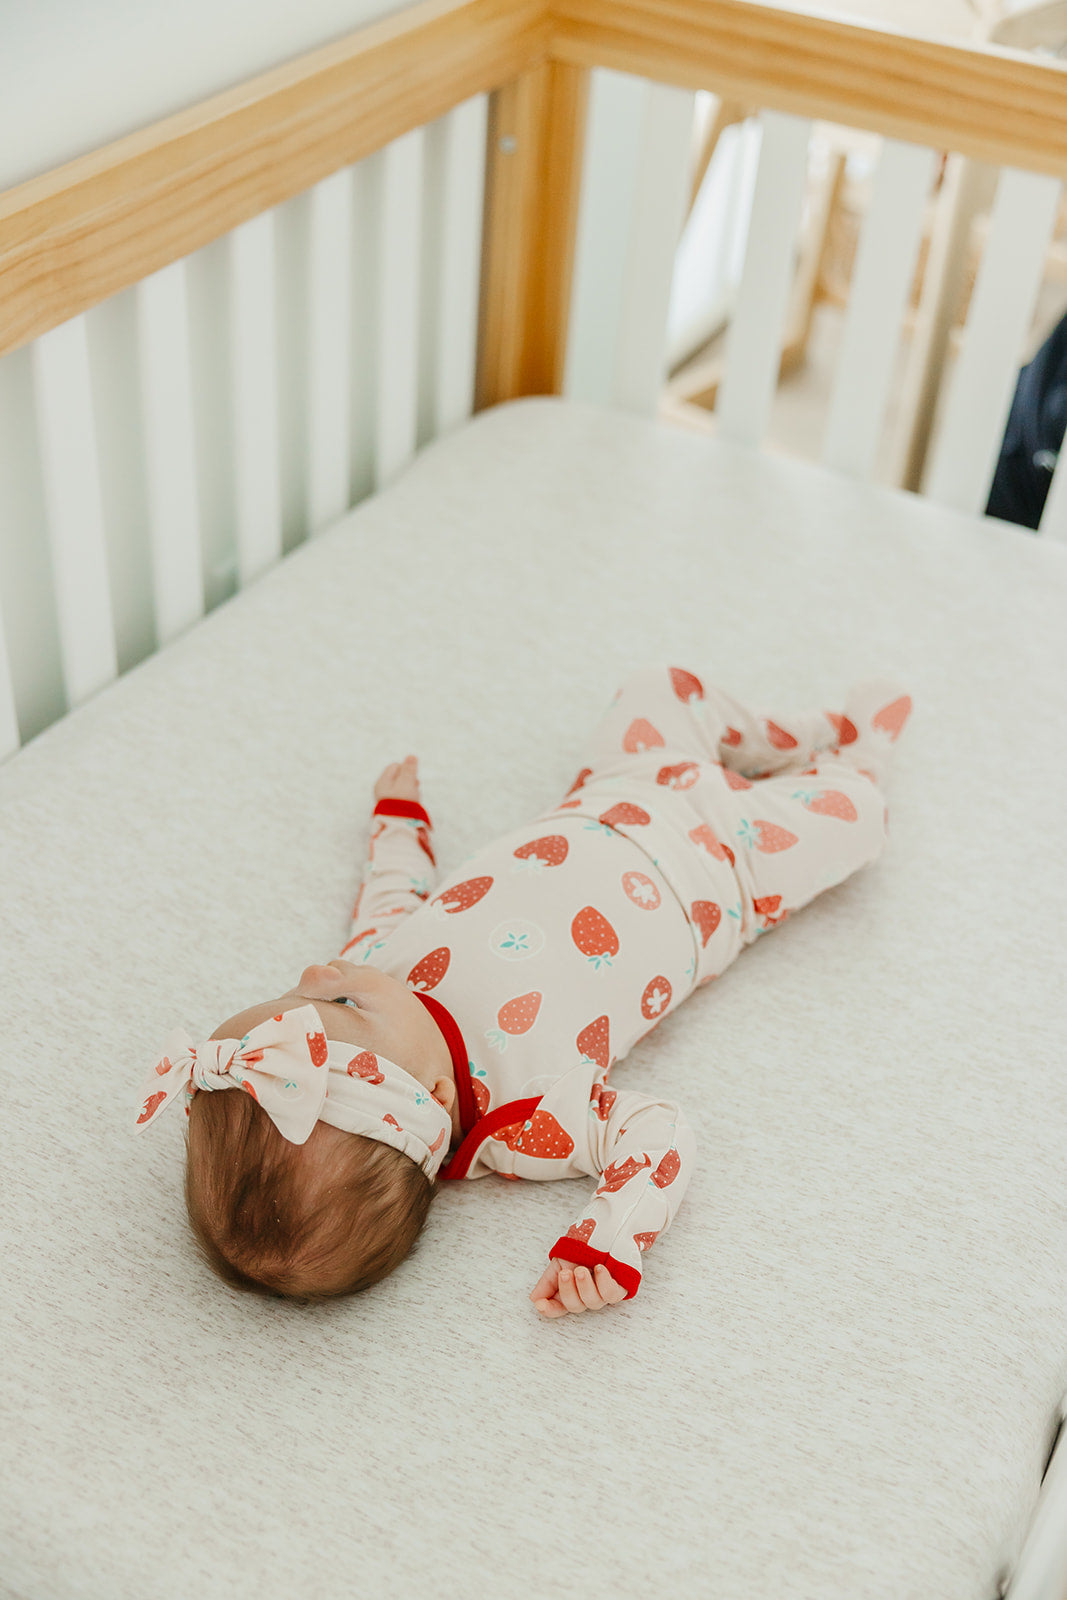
[549,1237,642,1301]
[411,991,476,1137]
[373,797,432,827]
[437,1096,542,1181]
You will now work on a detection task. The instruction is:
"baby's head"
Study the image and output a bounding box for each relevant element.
[161,961,459,1301]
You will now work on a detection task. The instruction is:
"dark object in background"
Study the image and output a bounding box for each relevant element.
[985,306,1067,530]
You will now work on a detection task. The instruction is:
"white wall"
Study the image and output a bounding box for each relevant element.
[0,0,418,191]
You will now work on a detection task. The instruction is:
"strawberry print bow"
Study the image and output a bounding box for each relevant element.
[135,1005,332,1145]
[134,1003,454,1177]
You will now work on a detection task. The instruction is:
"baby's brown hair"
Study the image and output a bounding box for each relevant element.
[185,1090,434,1300]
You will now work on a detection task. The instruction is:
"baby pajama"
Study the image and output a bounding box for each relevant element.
[341,665,911,1298]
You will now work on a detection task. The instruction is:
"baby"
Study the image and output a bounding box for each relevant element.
[136,664,911,1318]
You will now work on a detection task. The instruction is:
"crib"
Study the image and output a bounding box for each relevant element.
[2,2,1067,1597]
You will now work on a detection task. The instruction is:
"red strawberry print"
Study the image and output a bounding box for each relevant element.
[652,1149,681,1187]
[691,900,722,947]
[598,1153,652,1193]
[764,719,798,749]
[622,718,665,753]
[272,1014,284,1022]
[599,802,651,828]
[689,823,734,866]
[513,835,568,868]
[571,907,619,970]
[307,1030,328,1067]
[589,1083,617,1121]
[340,927,381,957]
[241,1049,265,1066]
[640,975,672,1020]
[497,991,542,1035]
[826,712,857,746]
[154,1054,173,1077]
[565,1218,597,1243]
[753,894,787,928]
[872,694,912,740]
[434,875,493,914]
[566,767,593,796]
[805,789,858,821]
[577,1015,611,1071]
[754,820,798,852]
[491,1109,574,1159]
[383,1113,402,1130]
[347,1051,384,1084]
[721,767,753,791]
[415,824,436,866]
[407,947,451,991]
[634,1230,660,1252]
[472,1077,491,1117]
[242,1080,259,1101]
[669,667,704,702]
[137,1091,167,1124]
[722,726,742,747]
[428,1126,447,1154]
[656,761,700,790]
[621,870,661,910]
[558,799,582,809]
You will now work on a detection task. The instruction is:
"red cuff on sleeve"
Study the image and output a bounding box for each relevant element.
[373,798,433,827]
[549,1237,641,1301]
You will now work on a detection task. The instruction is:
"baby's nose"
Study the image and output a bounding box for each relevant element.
[299,962,341,989]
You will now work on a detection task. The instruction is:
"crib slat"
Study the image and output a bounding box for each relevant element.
[614,82,697,415]
[376,128,423,489]
[0,609,19,758]
[716,111,813,448]
[307,169,353,535]
[230,212,283,584]
[926,167,1062,513]
[30,316,118,707]
[433,96,488,437]
[136,261,204,642]
[823,140,937,480]
[564,70,647,408]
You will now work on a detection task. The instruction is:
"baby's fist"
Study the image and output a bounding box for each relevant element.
[530,1258,628,1318]
[374,754,421,803]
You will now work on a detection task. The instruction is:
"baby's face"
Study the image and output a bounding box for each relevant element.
[209,959,457,1118]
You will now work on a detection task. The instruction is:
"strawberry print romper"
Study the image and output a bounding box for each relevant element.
[339,665,912,1299]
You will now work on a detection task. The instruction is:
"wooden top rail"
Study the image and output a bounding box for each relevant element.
[2,0,1067,358]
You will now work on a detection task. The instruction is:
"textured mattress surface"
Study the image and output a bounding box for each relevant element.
[2,397,1066,1600]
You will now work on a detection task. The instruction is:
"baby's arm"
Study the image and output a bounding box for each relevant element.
[530,1089,697,1318]
[339,756,439,962]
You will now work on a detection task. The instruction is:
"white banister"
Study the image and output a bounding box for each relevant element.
[30,316,118,708]
[137,260,205,643]
[716,110,812,449]
[376,128,424,490]
[823,139,937,482]
[307,167,354,536]
[231,210,283,585]
[926,166,1062,513]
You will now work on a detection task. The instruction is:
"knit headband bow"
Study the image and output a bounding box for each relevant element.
[133,1004,452,1178]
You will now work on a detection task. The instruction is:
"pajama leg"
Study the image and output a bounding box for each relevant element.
[572,664,848,785]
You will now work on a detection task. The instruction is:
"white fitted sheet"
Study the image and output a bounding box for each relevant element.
[2,397,1066,1600]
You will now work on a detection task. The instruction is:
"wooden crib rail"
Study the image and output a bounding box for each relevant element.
[3,0,1067,367]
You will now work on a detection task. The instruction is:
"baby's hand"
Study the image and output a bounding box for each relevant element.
[374,754,421,803]
[529,1258,628,1318]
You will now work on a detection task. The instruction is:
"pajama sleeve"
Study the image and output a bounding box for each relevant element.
[547,1089,697,1301]
[339,799,438,962]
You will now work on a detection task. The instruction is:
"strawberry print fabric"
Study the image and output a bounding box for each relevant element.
[339,666,910,1298]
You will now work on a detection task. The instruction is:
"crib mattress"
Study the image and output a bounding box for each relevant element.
[2,396,1066,1600]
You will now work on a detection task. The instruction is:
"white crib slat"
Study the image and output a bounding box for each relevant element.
[31,317,118,707]
[716,110,813,448]
[434,96,488,436]
[0,609,19,758]
[927,167,1061,513]
[823,140,937,480]
[376,128,423,489]
[565,70,648,407]
[137,261,204,643]
[307,169,353,534]
[614,82,697,415]
[230,211,282,584]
